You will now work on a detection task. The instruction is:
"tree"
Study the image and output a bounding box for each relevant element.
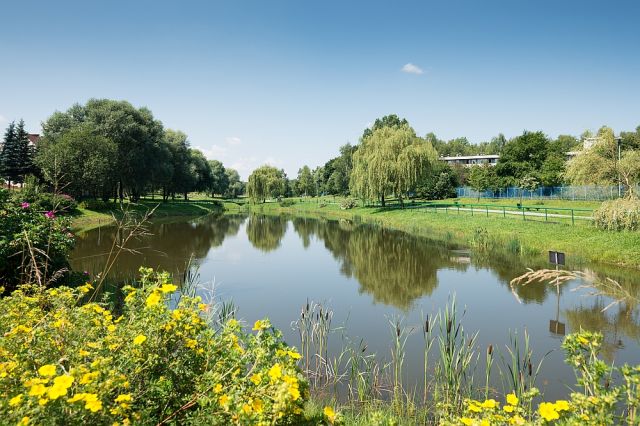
[519,175,540,204]
[495,131,549,181]
[415,162,459,200]
[362,114,408,140]
[0,122,17,186]
[565,127,618,187]
[296,165,314,196]
[0,120,35,186]
[36,125,117,198]
[224,168,244,198]
[191,150,214,194]
[42,99,165,201]
[468,165,491,201]
[350,123,437,206]
[247,165,286,203]
[208,160,228,197]
[164,129,193,200]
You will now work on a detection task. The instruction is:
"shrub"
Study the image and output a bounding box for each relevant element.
[278,199,296,207]
[339,198,357,210]
[0,268,308,425]
[79,199,113,211]
[24,192,78,214]
[593,198,640,231]
[0,191,75,291]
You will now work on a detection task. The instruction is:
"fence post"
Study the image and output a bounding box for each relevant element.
[471,206,473,216]
[522,206,525,221]
[503,207,506,218]
[486,205,489,217]
[545,208,548,221]
[571,209,575,226]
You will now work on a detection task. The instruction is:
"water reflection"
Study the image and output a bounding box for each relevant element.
[72,214,246,281]
[71,212,640,392]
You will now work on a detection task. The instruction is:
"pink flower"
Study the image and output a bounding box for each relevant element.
[44,211,56,219]
[21,202,30,209]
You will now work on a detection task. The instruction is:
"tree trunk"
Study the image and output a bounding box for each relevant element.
[184,192,188,201]
[380,193,385,207]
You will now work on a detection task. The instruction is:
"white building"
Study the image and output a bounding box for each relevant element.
[440,154,499,167]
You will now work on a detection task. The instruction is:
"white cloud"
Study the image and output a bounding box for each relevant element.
[0,115,7,124]
[401,63,424,75]
[196,144,227,160]
[225,136,241,146]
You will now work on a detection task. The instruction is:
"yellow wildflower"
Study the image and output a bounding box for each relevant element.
[198,303,207,312]
[554,400,570,411]
[172,310,183,320]
[252,398,263,413]
[48,384,68,400]
[219,394,229,406]
[506,393,518,406]
[214,383,223,393]
[85,395,103,412]
[160,284,177,293]
[242,403,252,414]
[80,372,99,384]
[469,403,482,413]
[38,398,48,406]
[38,364,57,377]
[539,402,560,421]
[186,339,198,349]
[460,418,473,426]
[79,349,90,357]
[28,384,47,397]
[107,325,116,332]
[287,350,302,360]
[481,398,497,409]
[9,394,23,406]
[288,385,301,400]
[115,394,132,403]
[578,336,589,345]
[323,406,336,423]
[68,393,86,402]
[268,363,282,382]
[53,374,74,389]
[252,319,269,331]
[133,335,147,345]
[19,417,30,425]
[250,373,262,385]
[503,405,514,413]
[145,292,161,308]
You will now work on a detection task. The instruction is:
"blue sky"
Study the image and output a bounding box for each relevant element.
[1,0,639,178]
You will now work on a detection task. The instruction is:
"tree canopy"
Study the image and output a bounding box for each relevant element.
[247,165,287,203]
[350,123,437,206]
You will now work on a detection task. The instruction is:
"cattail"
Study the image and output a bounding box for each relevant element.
[487,344,493,356]
[528,361,533,376]
[396,324,401,337]
[447,319,452,335]
[362,344,367,353]
[424,315,430,333]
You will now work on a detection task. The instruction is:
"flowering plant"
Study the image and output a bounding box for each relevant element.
[0,267,308,425]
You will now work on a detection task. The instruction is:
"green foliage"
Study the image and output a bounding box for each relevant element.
[495,131,549,181]
[0,120,35,185]
[224,168,245,198]
[414,163,458,200]
[339,198,357,209]
[350,123,437,206]
[247,165,287,203]
[594,198,640,231]
[0,268,308,425]
[296,165,315,196]
[36,125,117,199]
[208,160,228,196]
[0,190,75,291]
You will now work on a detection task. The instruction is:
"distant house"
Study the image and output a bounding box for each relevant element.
[27,134,41,146]
[439,154,499,167]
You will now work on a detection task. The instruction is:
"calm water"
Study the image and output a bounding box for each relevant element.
[71,213,640,400]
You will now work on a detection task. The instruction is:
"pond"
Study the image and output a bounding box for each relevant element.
[71,213,640,401]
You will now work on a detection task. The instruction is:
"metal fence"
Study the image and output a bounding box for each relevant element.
[456,185,639,201]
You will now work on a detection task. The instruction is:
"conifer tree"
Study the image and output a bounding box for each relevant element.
[0,121,18,186]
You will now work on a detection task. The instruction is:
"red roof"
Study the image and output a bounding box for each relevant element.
[27,134,40,145]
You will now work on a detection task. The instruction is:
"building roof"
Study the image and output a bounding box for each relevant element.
[440,154,500,161]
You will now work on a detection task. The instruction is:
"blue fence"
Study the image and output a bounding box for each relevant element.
[456,185,638,201]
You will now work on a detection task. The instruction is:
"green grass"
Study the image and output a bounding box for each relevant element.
[452,197,602,210]
[247,197,640,269]
[70,198,226,232]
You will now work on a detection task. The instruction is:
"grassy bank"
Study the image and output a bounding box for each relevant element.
[246,197,640,269]
[70,199,225,232]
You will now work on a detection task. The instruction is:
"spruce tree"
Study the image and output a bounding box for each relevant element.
[14,119,35,181]
[0,121,18,186]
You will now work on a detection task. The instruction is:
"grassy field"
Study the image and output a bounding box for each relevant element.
[246,197,640,269]
[70,199,225,232]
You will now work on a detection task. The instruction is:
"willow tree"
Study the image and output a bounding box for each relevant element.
[350,124,437,206]
[247,165,286,203]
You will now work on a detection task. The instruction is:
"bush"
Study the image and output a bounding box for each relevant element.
[24,192,78,214]
[278,199,296,207]
[594,198,640,231]
[339,198,357,210]
[0,191,75,291]
[0,268,308,425]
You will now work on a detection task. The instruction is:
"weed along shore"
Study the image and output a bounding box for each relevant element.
[242,197,640,269]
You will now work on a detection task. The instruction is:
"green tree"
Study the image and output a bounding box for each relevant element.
[362,114,408,140]
[190,150,213,194]
[36,125,117,198]
[0,122,17,186]
[495,131,549,181]
[565,127,618,187]
[164,129,193,200]
[468,165,491,201]
[350,123,437,206]
[208,159,228,197]
[518,175,540,204]
[42,99,165,201]
[0,120,35,186]
[296,165,314,196]
[247,165,286,203]
[224,168,244,198]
